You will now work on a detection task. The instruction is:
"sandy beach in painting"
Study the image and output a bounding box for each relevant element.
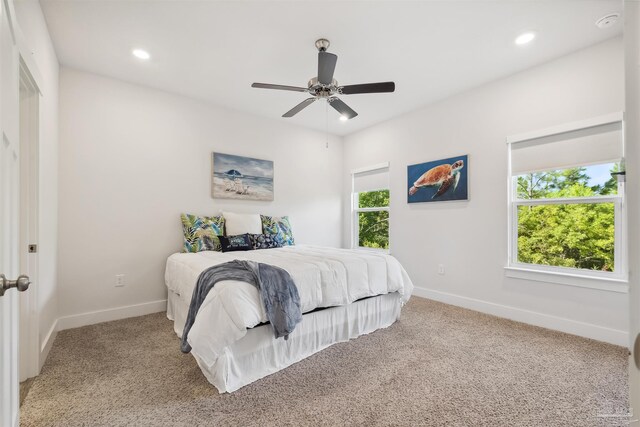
[212,173,274,201]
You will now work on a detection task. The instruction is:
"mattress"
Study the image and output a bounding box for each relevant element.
[166,245,413,311]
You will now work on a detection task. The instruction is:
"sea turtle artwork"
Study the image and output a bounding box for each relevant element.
[407,155,468,203]
[409,160,464,198]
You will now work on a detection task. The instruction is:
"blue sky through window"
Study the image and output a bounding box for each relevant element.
[585,162,616,188]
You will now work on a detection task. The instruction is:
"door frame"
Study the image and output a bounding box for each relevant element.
[18,56,39,381]
[625,0,640,422]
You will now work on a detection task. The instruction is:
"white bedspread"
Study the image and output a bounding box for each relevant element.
[165,245,414,368]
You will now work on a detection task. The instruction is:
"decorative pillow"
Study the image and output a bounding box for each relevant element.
[222,211,262,236]
[248,233,283,250]
[261,215,295,246]
[219,234,253,252]
[180,213,225,253]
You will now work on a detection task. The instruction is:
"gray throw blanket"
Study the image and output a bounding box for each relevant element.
[181,260,302,353]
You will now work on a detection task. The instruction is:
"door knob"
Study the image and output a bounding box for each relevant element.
[0,274,30,297]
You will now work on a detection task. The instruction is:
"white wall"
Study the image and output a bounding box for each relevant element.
[12,0,59,362]
[57,68,342,322]
[342,37,628,345]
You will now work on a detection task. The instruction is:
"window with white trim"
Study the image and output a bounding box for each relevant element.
[508,116,626,281]
[352,164,390,250]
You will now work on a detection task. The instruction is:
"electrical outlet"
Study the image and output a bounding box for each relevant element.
[115,274,125,287]
[437,264,445,275]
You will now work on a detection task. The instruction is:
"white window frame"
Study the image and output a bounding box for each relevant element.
[505,113,628,293]
[351,163,390,253]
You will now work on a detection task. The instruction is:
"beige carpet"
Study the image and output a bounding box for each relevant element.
[20,298,628,427]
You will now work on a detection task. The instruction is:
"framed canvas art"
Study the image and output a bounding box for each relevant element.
[407,155,468,203]
[212,152,274,201]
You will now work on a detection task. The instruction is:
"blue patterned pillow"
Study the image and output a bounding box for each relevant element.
[261,215,295,246]
[248,233,283,250]
[180,213,225,252]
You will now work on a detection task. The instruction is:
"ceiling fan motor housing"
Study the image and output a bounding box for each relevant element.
[307,77,339,98]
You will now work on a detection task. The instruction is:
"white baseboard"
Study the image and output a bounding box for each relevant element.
[40,319,58,370]
[412,286,628,347]
[57,300,167,331]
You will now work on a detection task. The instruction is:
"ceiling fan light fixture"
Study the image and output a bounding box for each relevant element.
[339,115,348,122]
[515,32,536,46]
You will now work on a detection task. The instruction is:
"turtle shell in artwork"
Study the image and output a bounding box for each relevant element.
[414,164,452,188]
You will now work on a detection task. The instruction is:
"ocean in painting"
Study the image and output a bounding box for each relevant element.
[407,155,468,203]
[212,153,274,201]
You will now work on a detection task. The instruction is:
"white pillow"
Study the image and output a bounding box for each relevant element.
[222,211,262,236]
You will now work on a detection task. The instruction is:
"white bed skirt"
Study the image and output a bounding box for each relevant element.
[167,290,402,393]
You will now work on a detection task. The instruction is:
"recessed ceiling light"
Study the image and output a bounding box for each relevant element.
[132,49,150,60]
[339,115,348,122]
[515,32,536,46]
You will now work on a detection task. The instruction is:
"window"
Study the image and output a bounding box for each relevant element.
[352,164,390,250]
[507,114,626,283]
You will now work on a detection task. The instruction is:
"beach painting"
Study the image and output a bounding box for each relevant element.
[212,152,274,201]
[407,155,468,203]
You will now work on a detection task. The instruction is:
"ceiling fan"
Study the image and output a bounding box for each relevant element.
[251,39,395,120]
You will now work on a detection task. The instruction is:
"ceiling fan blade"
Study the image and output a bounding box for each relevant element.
[251,83,308,93]
[317,51,338,85]
[283,98,316,117]
[340,82,395,95]
[328,97,358,119]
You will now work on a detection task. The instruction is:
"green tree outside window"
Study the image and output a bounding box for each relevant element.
[515,163,618,272]
[357,189,389,249]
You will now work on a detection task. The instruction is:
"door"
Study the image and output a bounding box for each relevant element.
[0,0,23,425]
[0,128,20,427]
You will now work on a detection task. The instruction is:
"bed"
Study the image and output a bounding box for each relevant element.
[165,245,414,393]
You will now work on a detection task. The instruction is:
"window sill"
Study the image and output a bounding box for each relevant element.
[504,266,628,293]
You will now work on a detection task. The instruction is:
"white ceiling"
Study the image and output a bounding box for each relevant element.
[40,0,623,136]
